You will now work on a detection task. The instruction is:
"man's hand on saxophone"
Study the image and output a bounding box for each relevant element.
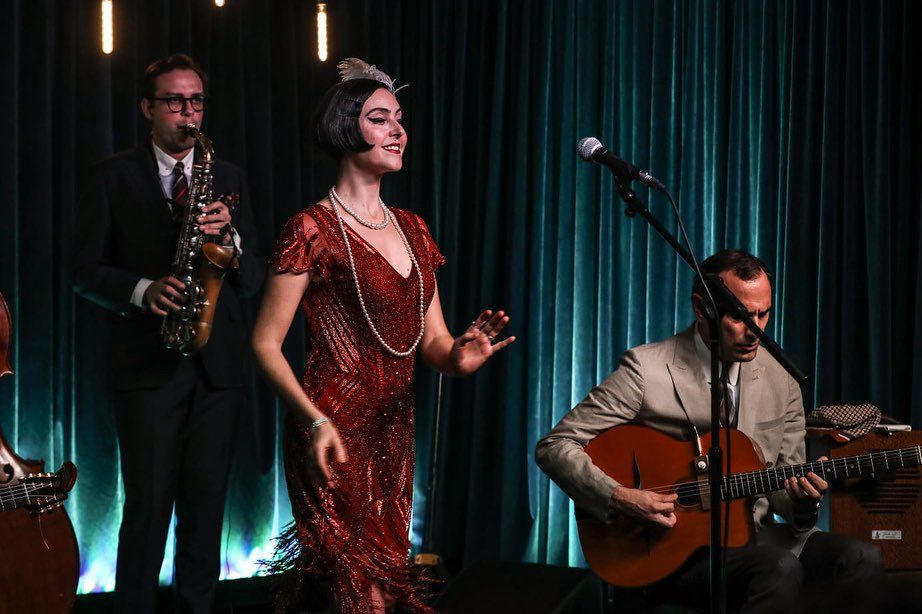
[197,200,234,245]
[144,276,187,316]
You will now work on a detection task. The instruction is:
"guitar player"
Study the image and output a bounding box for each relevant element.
[536,250,884,613]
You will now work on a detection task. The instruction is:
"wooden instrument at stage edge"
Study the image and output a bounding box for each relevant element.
[578,424,922,588]
[0,463,77,513]
[0,290,80,614]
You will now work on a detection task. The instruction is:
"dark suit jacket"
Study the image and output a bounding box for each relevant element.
[74,143,264,390]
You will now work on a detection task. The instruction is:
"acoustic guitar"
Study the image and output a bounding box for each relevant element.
[578,424,922,587]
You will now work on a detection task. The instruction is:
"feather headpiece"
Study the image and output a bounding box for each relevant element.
[336,58,408,93]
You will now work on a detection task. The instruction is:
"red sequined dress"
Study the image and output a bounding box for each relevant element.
[268,203,444,613]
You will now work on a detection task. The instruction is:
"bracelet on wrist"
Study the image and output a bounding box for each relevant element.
[310,417,329,430]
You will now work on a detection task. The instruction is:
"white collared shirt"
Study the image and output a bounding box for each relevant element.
[693,328,741,421]
[153,142,194,196]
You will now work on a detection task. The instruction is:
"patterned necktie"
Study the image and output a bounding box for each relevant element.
[170,161,189,221]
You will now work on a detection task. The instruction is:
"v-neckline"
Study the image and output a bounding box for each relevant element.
[316,205,414,282]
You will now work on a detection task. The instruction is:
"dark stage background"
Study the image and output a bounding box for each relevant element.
[1,0,919,593]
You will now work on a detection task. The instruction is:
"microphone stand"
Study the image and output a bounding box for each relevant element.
[611,176,807,614]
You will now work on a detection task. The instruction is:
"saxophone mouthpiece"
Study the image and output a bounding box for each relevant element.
[183,124,213,162]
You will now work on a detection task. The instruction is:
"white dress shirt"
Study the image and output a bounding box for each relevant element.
[693,328,741,423]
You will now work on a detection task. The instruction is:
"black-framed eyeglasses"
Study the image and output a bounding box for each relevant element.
[149,95,207,113]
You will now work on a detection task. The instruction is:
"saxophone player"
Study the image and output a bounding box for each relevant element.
[73,54,263,614]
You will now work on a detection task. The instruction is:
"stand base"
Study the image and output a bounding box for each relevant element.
[415,552,452,604]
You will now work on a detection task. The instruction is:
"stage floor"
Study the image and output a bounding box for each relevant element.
[72,566,922,613]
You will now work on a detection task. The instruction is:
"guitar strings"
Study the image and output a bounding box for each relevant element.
[0,482,55,502]
[0,481,54,497]
[662,447,917,497]
[0,480,56,506]
[634,447,919,498]
[643,448,917,499]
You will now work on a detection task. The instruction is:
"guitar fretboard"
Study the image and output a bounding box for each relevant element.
[721,446,922,500]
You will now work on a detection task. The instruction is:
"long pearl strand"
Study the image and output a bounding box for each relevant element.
[331,186,389,230]
[329,188,425,358]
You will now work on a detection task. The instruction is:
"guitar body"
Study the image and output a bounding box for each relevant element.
[578,424,765,587]
[0,479,80,614]
[0,291,79,613]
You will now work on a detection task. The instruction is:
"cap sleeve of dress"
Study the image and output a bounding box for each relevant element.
[269,211,330,278]
[413,214,446,270]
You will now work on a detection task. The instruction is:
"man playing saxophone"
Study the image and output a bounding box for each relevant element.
[73,53,263,614]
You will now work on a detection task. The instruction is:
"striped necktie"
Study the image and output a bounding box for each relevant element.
[170,161,189,221]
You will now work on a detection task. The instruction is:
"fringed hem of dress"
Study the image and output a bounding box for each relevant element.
[263,521,433,613]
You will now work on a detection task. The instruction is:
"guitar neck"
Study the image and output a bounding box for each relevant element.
[721,445,922,501]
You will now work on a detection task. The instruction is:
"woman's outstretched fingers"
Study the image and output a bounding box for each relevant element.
[470,310,493,331]
[490,335,516,351]
[481,312,508,335]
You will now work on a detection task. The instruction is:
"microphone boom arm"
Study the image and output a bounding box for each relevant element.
[613,177,808,384]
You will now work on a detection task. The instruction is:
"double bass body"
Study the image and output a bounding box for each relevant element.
[0,292,79,613]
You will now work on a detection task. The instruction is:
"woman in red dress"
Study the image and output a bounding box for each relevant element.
[252,59,514,613]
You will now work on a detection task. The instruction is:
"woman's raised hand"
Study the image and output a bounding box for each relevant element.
[449,310,516,376]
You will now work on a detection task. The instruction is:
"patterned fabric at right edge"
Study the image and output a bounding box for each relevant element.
[806,403,882,440]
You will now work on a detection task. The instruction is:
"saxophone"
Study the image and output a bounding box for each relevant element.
[161,123,239,356]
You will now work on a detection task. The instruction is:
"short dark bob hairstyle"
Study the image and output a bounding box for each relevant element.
[691,249,773,298]
[312,78,393,160]
[140,53,208,100]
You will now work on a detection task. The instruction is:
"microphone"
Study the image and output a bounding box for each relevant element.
[577,137,666,191]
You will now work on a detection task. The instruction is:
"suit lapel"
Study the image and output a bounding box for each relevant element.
[667,326,711,428]
[737,358,765,435]
[127,144,173,222]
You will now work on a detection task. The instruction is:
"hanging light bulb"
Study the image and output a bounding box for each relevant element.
[101,0,114,54]
[316,2,328,62]
[214,0,225,6]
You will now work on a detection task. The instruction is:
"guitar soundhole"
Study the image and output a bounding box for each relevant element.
[676,484,702,507]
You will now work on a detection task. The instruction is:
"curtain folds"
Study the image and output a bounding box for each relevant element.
[1,0,918,591]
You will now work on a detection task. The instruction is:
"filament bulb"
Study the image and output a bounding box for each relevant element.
[101,0,114,54]
[317,3,328,62]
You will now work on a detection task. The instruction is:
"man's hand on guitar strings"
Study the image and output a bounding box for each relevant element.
[609,485,678,528]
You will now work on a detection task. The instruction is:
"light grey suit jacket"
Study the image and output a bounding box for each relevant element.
[536,325,818,556]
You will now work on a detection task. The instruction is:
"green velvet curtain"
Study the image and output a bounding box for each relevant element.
[1,0,919,592]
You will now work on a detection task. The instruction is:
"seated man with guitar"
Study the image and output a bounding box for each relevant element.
[536,250,885,613]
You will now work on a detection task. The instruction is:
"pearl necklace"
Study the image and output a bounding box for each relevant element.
[329,189,425,358]
[330,186,389,230]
